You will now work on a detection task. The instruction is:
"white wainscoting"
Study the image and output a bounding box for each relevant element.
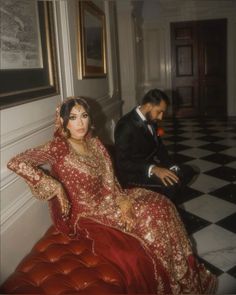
[0,95,60,283]
[0,200,51,283]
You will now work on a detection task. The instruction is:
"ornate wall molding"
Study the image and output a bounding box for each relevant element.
[1,190,34,232]
[1,118,54,149]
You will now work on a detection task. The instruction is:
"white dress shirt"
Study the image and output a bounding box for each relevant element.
[136,106,153,135]
[135,107,155,177]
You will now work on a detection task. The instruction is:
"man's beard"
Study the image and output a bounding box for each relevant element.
[145,111,157,124]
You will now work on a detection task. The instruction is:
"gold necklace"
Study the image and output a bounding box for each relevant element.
[68,137,90,156]
[68,137,85,145]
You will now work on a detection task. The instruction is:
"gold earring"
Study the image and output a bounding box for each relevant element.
[62,128,70,138]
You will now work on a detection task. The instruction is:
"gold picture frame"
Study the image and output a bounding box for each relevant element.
[0,1,59,109]
[77,1,107,79]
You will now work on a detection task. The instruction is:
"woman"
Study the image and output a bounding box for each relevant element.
[7,97,216,294]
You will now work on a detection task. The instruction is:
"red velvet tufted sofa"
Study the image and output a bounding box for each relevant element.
[0,223,157,294]
[1,226,126,294]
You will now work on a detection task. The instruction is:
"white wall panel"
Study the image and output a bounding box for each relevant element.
[1,201,51,282]
[0,94,59,283]
[116,1,137,114]
[145,29,161,82]
[0,1,62,282]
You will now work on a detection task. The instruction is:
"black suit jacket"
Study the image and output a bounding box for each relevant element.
[114,108,173,185]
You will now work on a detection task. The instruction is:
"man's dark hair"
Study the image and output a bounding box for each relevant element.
[141,89,169,106]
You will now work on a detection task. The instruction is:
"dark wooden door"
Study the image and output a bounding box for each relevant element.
[198,20,227,116]
[171,19,227,117]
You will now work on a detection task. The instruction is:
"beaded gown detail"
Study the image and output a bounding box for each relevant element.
[7,132,216,294]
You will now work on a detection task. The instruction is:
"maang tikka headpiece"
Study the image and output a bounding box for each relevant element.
[74,102,82,112]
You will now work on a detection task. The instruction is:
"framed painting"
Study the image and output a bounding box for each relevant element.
[77,1,107,79]
[0,1,59,109]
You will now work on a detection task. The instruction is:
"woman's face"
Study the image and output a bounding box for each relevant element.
[65,105,89,140]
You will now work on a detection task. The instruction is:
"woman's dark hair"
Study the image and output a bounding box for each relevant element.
[141,89,169,106]
[60,97,94,137]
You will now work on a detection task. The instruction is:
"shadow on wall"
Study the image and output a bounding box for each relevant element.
[83,97,114,144]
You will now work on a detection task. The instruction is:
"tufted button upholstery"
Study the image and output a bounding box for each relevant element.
[0,226,125,294]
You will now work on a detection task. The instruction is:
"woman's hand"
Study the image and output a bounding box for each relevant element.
[54,185,71,220]
[118,199,136,231]
[152,166,179,186]
[121,209,135,231]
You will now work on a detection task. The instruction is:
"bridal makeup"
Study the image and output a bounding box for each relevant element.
[66,105,89,140]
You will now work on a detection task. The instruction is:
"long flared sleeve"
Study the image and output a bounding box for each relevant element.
[7,140,62,201]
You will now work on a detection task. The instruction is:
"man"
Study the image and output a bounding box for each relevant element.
[114,88,196,201]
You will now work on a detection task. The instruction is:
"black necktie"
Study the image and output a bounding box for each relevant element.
[143,120,154,135]
[144,121,159,144]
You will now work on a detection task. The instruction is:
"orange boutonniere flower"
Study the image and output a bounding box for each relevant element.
[157,127,164,137]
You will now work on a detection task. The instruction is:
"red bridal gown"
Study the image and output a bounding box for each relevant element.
[7,132,217,294]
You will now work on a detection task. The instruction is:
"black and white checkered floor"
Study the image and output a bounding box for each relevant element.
[161,118,236,294]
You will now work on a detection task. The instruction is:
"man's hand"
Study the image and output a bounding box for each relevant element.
[151,166,179,186]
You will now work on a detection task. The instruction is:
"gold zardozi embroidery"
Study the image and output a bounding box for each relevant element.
[29,174,59,200]
[7,135,217,294]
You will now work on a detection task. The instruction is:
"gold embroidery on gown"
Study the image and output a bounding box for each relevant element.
[7,135,217,294]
